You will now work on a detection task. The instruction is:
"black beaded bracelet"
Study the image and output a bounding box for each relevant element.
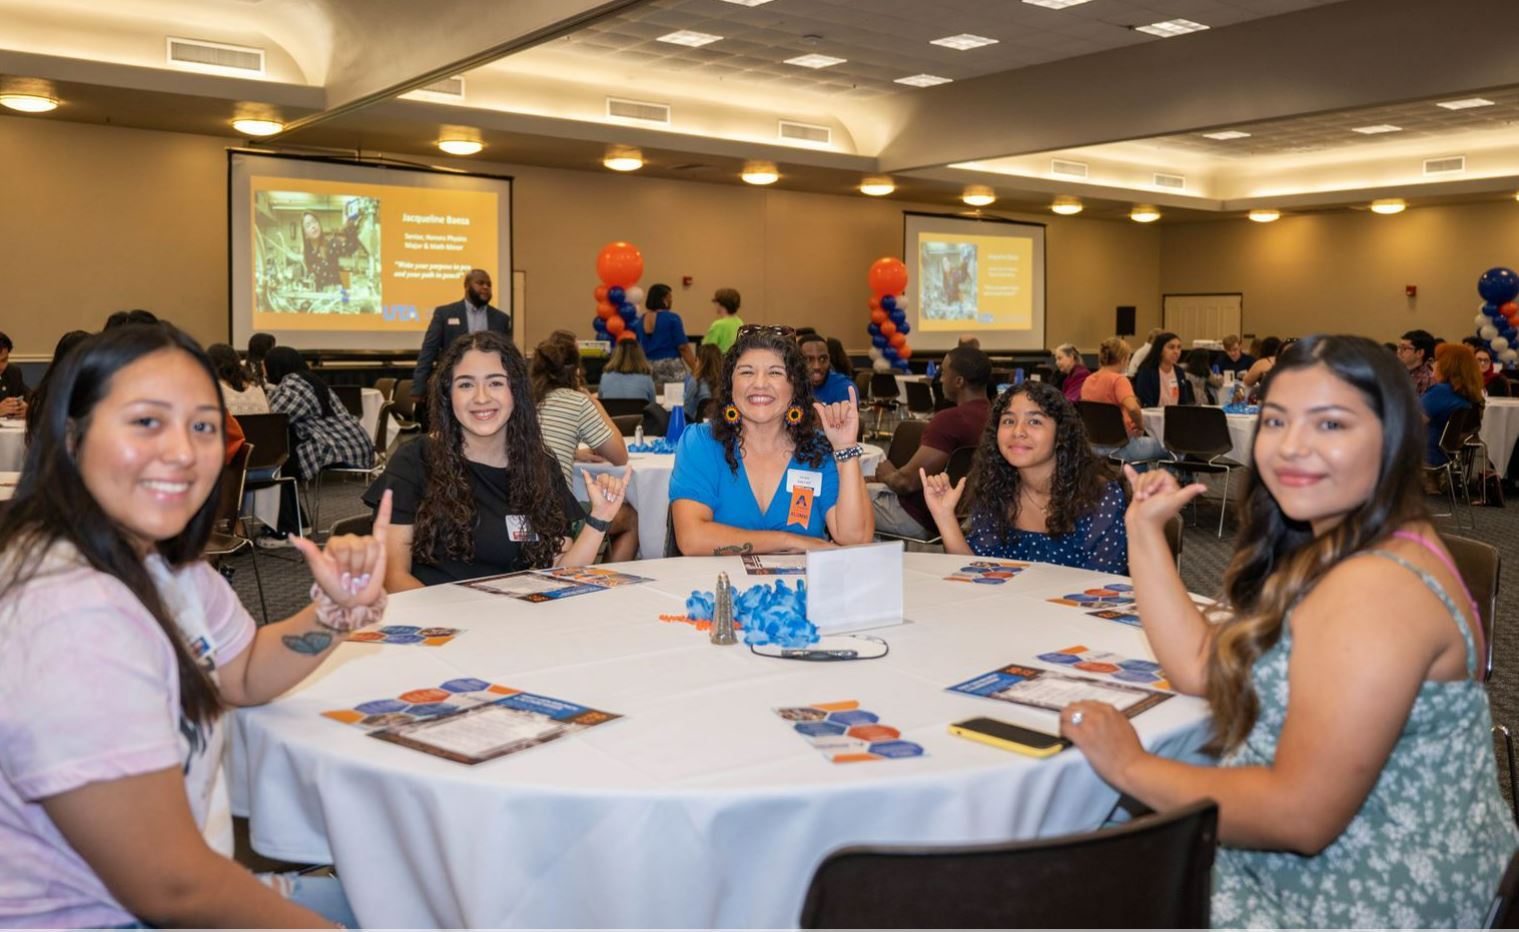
[832,444,864,462]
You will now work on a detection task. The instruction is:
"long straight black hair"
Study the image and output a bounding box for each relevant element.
[0,324,226,725]
[264,345,335,417]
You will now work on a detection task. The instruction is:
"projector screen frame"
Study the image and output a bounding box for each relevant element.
[225,148,515,350]
[901,210,1048,353]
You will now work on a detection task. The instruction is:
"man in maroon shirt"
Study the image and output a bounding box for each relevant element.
[869,345,991,538]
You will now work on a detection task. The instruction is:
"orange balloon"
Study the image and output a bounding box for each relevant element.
[871,309,887,326]
[594,285,610,302]
[897,345,912,361]
[596,241,644,287]
[889,332,907,349]
[1504,301,1519,319]
[868,297,881,311]
[617,330,638,343]
[605,314,626,337]
[597,301,616,319]
[879,320,897,338]
[867,257,909,296]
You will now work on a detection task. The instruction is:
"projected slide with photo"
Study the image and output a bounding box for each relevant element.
[231,154,511,351]
[903,213,1046,352]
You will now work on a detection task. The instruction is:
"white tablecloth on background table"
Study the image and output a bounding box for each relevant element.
[1142,407,1256,465]
[0,470,18,501]
[1481,398,1519,475]
[572,444,885,558]
[0,422,25,471]
[229,552,1210,928]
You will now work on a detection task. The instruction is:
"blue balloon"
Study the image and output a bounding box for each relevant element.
[871,334,888,349]
[879,294,898,312]
[607,285,626,306]
[898,321,910,336]
[620,302,637,320]
[1478,267,1519,305]
[1485,302,1503,318]
[890,309,907,326]
[883,345,899,360]
[592,318,609,334]
[867,323,881,337]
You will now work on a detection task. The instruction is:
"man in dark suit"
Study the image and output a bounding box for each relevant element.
[411,268,511,402]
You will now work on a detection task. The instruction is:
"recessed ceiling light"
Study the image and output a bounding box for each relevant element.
[1352,124,1402,134]
[962,186,996,207]
[1135,19,1208,37]
[1437,97,1496,110]
[1202,130,1251,140]
[742,161,779,185]
[859,177,895,197]
[894,74,953,88]
[0,93,58,113]
[232,118,283,136]
[785,53,846,69]
[1370,198,1406,214]
[1051,196,1083,215]
[437,138,483,156]
[603,146,643,172]
[658,30,723,47]
[930,34,999,51]
[1248,209,1280,223]
[1023,0,1093,7]
[1130,205,1161,223]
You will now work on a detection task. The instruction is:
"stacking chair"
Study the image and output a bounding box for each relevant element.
[884,419,929,469]
[1077,401,1156,470]
[332,384,364,419]
[205,443,267,623]
[373,377,397,401]
[600,397,650,419]
[235,413,305,538]
[903,380,935,420]
[1162,405,1245,537]
[1426,406,1481,530]
[392,380,420,419]
[866,372,902,438]
[1444,534,1500,683]
[799,799,1219,929]
[853,370,873,402]
[612,413,643,435]
[329,513,374,537]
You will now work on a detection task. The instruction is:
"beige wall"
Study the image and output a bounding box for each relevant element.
[1159,203,1519,344]
[0,115,1160,357]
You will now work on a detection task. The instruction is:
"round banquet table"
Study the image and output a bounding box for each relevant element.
[229,553,1210,928]
[1142,406,1255,465]
[571,443,885,559]
[0,421,25,471]
[1481,397,1519,476]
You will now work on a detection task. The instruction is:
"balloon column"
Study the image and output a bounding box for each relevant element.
[1474,267,1519,368]
[591,242,646,342]
[866,257,911,372]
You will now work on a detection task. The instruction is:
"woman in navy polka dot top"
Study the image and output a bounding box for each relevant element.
[920,381,1128,573]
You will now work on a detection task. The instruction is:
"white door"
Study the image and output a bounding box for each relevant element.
[1163,293,1242,345]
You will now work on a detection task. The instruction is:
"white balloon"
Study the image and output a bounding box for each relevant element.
[893,295,909,309]
[1481,325,1499,340]
[1478,313,1493,327]
[873,357,893,372]
[867,346,883,360]
[1493,337,1510,352]
[1503,349,1518,364]
[623,286,645,307]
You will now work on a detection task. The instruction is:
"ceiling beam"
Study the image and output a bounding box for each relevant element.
[877,0,1519,173]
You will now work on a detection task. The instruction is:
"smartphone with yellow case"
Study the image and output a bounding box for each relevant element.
[949,717,1070,758]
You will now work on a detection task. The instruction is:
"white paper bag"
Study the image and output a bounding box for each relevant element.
[806,541,904,633]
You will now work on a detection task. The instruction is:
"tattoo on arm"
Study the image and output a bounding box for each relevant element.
[713,543,754,556]
[282,631,334,655]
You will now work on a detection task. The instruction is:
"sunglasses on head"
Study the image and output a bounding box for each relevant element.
[737,324,796,337]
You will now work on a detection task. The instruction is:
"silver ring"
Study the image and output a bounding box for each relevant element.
[1069,711,1084,726]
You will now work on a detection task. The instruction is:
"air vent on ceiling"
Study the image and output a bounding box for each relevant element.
[1154,172,1186,190]
[607,97,671,125]
[668,163,713,172]
[779,120,831,145]
[420,76,465,98]
[166,37,265,75]
[1423,155,1466,176]
[1051,158,1088,178]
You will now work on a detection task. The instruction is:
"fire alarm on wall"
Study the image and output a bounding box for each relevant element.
[682,275,693,287]
[1406,285,1417,297]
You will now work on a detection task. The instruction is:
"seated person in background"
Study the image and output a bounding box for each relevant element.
[0,331,27,418]
[684,342,724,418]
[597,333,658,406]
[1397,328,1437,395]
[206,343,269,415]
[1081,337,1172,464]
[263,347,374,484]
[1422,342,1483,466]
[826,337,854,382]
[1053,343,1090,403]
[1126,327,1164,376]
[24,329,90,442]
[531,338,639,562]
[246,332,276,389]
[1241,336,1283,391]
[1183,347,1222,405]
[364,333,630,589]
[671,326,872,554]
[1466,339,1512,398]
[957,334,981,351]
[1064,335,1515,928]
[1,323,382,926]
[870,345,992,539]
[1215,334,1254,380]
[800,332,855,404]
[1132,331,1194,408]
[921,381,1127,573]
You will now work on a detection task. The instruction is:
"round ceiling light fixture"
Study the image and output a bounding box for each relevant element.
[0,92,58,113]
[603,146,644,172]
[1130,205,1161,223]
[438,138,484,156]
[1050,196,1083,216]
[741,160,779,185]
[1370,198,1406,214]
[232,118,284,137]
[962,185,996,207]
[859,176,895,197]
[1248,208,1280,223]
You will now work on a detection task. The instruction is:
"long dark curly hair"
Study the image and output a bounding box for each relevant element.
[710,329,831,472]
[414,332,568,570]
[968,380,1116,537]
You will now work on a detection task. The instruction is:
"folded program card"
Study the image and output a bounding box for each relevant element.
[806,540,904,634]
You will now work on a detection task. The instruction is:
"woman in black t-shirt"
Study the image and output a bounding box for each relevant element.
[364,332,632,589]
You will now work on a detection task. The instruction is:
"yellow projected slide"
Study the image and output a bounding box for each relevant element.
[916,231,1032,331]
[250,176,498,331]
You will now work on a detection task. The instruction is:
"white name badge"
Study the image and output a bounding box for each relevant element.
[505,515,538,542]
[448,317,461,325]
[785,469,823,493]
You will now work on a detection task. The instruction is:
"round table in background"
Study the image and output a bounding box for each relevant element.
[1141,406,1256,465]
[0,421,26,472]
[1480,397,1519,476]
[230,552,1209,928]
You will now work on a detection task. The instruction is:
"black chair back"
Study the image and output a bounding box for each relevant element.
[904,380,934,415]
[374,377,397,401]
[854,370,873,400]
[612,413,642,435]
[869,372,900,401]
[214,443,252,533]
[1485,848,1519,928]
[885,419,929,468]
[330,513,375,537]
[601,397,650,418]
[391,382,419,420]
[1163,405,1233,460]
[693,398,716,424]
[800,799,1218,929]
[332,385,364,419]
[235,413,291,473]
[945,445,976,486]
[1440,404,1484,457]
[1077,401,1130,447]
[1443,533,1500,682]
[664,504,681,558]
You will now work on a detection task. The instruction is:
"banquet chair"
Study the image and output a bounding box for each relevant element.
[612,413,643,436]
[1426,407,1481,531]
[799,798,1218,929]
[392,380,419,418]
[1076,402,1151,468]
[903,380,935,420]
[235,413,306,539]
[873,446,977,549]
[1162,405,1245,537]
[1442,534,1499,683]
[1485,849,1519,927]
[332,384,364,419]
[884,419,929,469]
[600,397,649,419]
[853,370,873,403]
[373,377,397,401]
[205,443,267,623]
[866,372,903,439]
[329,513,374,537]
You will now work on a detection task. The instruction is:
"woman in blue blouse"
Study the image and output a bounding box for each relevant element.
[639,283,698,394]
[1421,343,1483,466]
[670,327,873,554]
[920,380,1127,572]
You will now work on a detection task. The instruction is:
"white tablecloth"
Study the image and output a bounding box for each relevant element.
[1481,398,1519,475]
[572,444,885,558]
[1142,407,1256,465]
[0,423,25,472]
[230,552,1209,928]
[0,470,18,501]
